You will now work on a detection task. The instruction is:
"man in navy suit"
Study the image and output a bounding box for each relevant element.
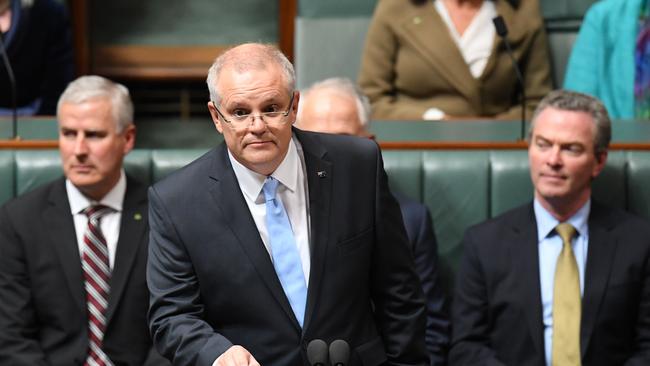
[450,90,650,365]
[297,77,449,365]
[147,43,429,366]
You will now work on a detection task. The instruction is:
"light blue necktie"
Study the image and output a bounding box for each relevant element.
[262,176,307,327]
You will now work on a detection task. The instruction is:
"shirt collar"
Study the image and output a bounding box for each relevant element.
[228,135,300,204]
[66,170,126,214]
[534,198,591,241]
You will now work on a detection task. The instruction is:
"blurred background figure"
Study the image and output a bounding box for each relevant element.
[358,0,552,121]
[564,0,647,119]
[0,0,74,116]
[298,77,450,365]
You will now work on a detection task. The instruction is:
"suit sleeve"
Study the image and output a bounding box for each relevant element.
[147,187,233,366]
[409,206,449,365]
[0,205,49,365]
[370,146,429,365]
[449,228,506,366]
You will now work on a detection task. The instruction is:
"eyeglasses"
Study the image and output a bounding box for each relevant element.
[212,93,295,129]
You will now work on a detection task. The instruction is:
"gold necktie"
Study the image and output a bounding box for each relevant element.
[551,223,581,366]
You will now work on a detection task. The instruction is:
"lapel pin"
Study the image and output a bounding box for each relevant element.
[317,171,327,178]
[134,213,142,221]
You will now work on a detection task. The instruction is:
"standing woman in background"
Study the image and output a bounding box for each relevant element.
[358,0,552,121]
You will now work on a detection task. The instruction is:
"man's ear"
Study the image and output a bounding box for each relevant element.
[289,91,300,126]
[207,101,224,134]
[122,124,136,154]
[592,150,608,178]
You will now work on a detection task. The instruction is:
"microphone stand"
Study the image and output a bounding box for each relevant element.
[493,16,526,140]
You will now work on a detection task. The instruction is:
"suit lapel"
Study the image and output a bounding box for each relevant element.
[400,4,478,103]
[294,130,333,330]
[580,203,618,357]
[44,178,86,312]
[208,145,301,330]
[104,177,148,325]
[509,204,545,359]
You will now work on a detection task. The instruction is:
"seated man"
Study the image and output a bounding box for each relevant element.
[450,90,650,365]
[0,76,168,365]
[297,77,449,365]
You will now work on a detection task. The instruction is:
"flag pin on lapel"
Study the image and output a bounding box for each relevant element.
[317,171,327,178]
[134,213,142,221]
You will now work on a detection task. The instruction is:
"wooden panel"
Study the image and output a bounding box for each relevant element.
[92,45,230,80]
[279,0,297,62]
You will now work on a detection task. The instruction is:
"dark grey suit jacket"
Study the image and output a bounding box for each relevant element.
[450,201,650,366]
[147,129,428,366]
[396,193,449,365]
[0,176,165,366]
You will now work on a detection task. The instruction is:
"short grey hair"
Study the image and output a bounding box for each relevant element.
[206,43,295,104]
[529,89,611,154]
[300,77,371,127]
[57,75,134,133]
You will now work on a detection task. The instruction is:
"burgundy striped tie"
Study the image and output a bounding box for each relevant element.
[82,205,114,366]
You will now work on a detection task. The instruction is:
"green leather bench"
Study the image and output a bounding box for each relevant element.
[2,148,649,295]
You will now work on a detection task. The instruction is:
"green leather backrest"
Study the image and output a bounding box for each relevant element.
[0,151,13,203]
[4,148,650,297]
[383,150,424,201]
[151,149,208,182]
[627,151,650,220]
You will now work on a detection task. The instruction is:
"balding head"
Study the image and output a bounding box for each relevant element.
[297,77,371,137]
[206,43,296,104]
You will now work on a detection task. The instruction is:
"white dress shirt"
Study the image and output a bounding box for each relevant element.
[534,199,590,366]
[66,170,126,270]
[228,135,312,283]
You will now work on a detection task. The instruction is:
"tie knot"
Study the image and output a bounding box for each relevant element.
[556,223,577,244]
[262,177,280,202]
[83,205,113,221]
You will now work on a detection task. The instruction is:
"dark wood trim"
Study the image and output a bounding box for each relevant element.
[68,0,90,75]
[92,45,230,81]
[278,0,296,62]
[0,140,59,149]
[378,141,650,150]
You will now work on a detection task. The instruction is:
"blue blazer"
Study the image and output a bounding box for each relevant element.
[564,0,641,119]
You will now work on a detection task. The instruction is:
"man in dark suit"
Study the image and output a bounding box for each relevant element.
[450,90,650,365]
[0,76,167,365]
[297,77,449,365]
[147,43,428,366]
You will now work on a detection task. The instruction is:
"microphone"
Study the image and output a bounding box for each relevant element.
[329,339,350,366]
[0,31,17,140]
[492,15,526,139]
[307,339,329,366]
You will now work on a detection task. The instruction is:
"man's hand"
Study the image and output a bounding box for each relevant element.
[214,345,260,366]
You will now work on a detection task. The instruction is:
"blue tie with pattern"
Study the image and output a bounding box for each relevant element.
[262,176,308,327]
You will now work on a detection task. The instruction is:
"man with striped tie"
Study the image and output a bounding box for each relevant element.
[0,76,168,365]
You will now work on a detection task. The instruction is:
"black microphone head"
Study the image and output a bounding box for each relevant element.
[307,339,328,366]
[329,339,350,366]
[492,15,508,37]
